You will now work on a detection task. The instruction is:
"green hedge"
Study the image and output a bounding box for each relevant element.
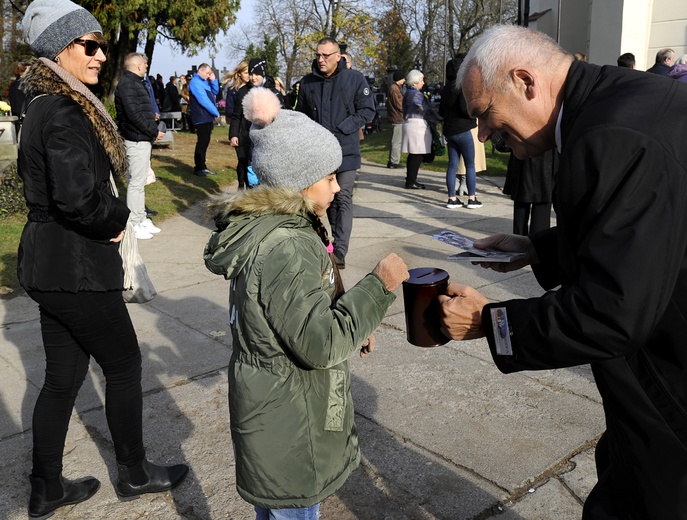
[0,164,26,218]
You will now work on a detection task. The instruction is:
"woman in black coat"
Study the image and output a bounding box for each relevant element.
[18,2,188,517]
[229,58,284,189]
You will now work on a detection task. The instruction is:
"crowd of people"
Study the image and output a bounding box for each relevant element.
[9,0,687,517]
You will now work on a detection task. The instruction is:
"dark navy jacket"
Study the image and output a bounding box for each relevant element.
[297,59,375,172]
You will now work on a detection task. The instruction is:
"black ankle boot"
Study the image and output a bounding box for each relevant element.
[116,459,189,499]
[28,474,100,519]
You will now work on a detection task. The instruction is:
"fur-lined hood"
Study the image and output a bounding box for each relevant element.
[207,186,318,230]
[21,59,128,177]
[204,187,320,280]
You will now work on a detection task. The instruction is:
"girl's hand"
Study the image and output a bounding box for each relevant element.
[360,335,376,358]
[372,253,409,292]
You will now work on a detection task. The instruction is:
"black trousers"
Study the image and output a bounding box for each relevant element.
[512,201,552,236]
[235,143,252,189]
[405,153,424,185]
[194,122,213,171]
[582,433,623,519]
[28,290,144,478]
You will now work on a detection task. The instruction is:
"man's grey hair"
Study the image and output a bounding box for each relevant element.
[677,54,687,65]
[655,48,674,64]
[456,24,572,93]
[406,69,424,87]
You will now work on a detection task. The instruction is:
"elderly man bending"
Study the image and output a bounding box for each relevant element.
[439,25,687,519]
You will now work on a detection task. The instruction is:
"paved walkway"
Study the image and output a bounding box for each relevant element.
[0,161,604,519]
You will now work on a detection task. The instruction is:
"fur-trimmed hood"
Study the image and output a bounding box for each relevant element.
[21,59,128,177]
[207,186,318,230]
[204,187,320,280]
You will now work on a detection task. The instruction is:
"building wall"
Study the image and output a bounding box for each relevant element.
[526,0,687,70]
[647,0,687,66]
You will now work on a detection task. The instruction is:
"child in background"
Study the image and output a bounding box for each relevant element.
[204,88,408,520]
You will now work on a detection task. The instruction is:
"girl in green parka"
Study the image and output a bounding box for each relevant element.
[204,88,409,520]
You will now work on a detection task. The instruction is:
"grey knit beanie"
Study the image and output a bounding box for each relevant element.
[244,88,342,191]
[23,0,103,61]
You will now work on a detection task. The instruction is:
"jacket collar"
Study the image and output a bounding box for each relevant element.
[559,60,602,153]
[309,58,345,79]
[21,60,128,177]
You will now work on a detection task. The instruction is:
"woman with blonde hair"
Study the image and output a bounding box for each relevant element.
[273,76,286,96]
[222,60,250,122]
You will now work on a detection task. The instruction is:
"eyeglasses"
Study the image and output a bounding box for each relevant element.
[315,51,338,60]
[72,38,109,57]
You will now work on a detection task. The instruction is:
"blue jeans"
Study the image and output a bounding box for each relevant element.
[255,504,320,520]
[446,130,476,197]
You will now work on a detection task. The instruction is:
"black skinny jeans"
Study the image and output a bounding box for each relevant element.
[28,290,144,478]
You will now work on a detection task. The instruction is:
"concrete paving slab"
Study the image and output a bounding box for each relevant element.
[0,160,602,519]
[349,327,605,492]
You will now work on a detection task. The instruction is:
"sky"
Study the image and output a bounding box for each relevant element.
[147,0,254,81]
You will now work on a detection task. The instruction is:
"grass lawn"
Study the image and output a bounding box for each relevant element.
[359,124,510,176]
[0,121,509,293]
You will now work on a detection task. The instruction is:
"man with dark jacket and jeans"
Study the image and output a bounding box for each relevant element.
[115,52,164,240]
[441,25,687,519]
[297,38,376,268]
[189,63,220,177]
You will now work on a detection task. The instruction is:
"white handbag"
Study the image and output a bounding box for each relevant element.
[109,175,157,303]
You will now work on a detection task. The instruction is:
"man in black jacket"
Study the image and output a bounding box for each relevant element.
[646,48,675,75]
[115,52,165,240]
[297,38,375,268]
[441,25,687,519]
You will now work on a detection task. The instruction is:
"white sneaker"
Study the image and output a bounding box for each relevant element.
[140,218,161,234]
[133,223,153,240]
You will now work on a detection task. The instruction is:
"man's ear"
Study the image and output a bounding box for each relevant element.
[512,69,536,100]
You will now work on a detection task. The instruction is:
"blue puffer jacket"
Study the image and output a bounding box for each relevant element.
[188,73,219,125]
[297,59,375,171]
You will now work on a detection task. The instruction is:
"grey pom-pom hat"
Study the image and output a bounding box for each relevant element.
[245,88,343,191]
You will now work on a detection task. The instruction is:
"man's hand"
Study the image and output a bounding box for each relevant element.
[472,233,537,273]
[438,283,489,340]
[230,137,239,147]
[155,131,166,141]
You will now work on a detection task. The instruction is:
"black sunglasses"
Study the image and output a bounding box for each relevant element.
[72,38,109,57]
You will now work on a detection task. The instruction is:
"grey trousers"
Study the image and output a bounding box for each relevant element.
[327,169,357,259]
[389,123,403,165]
[124,140,152,226]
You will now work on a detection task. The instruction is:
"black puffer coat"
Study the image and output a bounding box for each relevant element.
[115,69,159,142]
[17,60,130,293]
